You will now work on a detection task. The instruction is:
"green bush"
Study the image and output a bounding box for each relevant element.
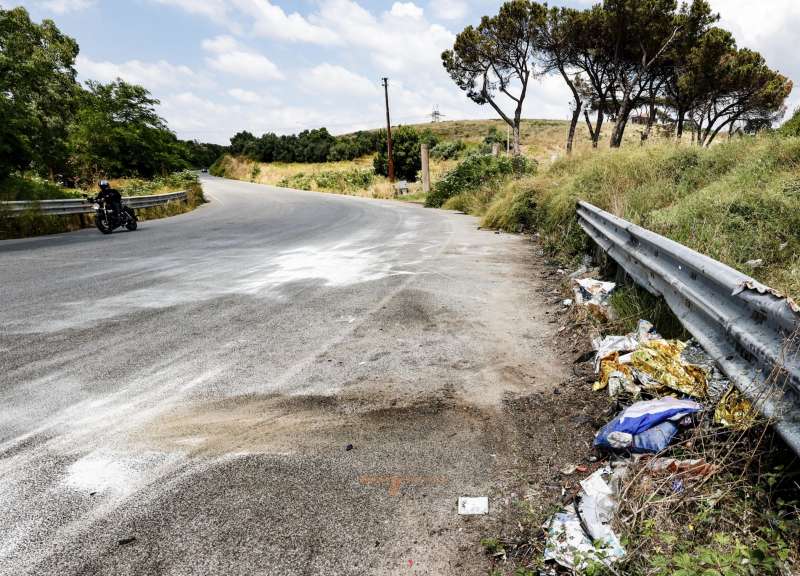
[779,108,800,137]
[278,169,374,193]
[425,153,536,208]
[430,139,466,160]
[374,126,436,182]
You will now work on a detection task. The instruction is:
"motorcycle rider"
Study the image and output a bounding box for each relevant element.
[97,180,123,222]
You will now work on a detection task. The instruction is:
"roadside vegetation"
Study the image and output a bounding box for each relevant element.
[476,134,800,301]
[0,171,204,240]
[0,7,220,238]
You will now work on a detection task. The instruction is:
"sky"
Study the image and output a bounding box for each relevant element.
[6,0,800,144]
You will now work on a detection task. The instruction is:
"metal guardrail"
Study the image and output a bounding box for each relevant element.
[0,191,188,216]
[577,201,800,454]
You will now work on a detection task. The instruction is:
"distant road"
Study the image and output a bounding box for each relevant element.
[0,176,565,575]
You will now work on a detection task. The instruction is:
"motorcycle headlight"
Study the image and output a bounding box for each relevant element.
[92,203,100,210]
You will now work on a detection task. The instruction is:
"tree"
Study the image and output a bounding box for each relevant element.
[68,80,187,182]
[229,131,258,156]
[604,0,683,148]
[374,127,431,182]
[568,6,617,148]
[663,0,720,141]
[541,7,584,153]
[691,48,792,147]
[0,7,79,180]
[442,0,547,155]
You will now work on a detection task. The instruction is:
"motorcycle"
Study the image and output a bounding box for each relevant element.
[84,194,138,234]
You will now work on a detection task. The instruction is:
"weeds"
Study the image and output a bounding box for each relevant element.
[479,135,800,301]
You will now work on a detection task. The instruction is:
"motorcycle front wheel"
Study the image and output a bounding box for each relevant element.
[95,214,113,235]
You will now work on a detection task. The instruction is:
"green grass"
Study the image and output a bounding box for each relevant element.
[0,175,83,201]
[479,135,800,301]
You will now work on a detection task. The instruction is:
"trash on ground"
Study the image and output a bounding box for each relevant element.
[458,496,489,515]
[559,464,589,476]
[714,386,757,430]
[562,298,573,307]
[630,340,708,398]
[573,278,616,307]
[643,457,718,478]
[568,265,588,279]
[594,397,703,453]
[681,340,730,402]
[745,258,764,268]
[544,465,627,570]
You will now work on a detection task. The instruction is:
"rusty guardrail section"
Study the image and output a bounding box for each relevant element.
[577,201,800,454]
[1,190,188,216]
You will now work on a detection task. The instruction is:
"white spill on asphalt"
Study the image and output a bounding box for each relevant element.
[65,453,138,496]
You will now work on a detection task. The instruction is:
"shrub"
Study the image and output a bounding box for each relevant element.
[278,169,374,193]
[779,107,800,137]
[425,153,536,208]
[430,139,466,160]
[374,126,436,182]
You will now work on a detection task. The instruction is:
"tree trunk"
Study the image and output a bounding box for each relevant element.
[610,95,634,148]
[566,102,582,155]
[512,122,521,155]
[640,100,657,145]
[675,110,685,141]
[584,109,596,143]
[592,108,605,148]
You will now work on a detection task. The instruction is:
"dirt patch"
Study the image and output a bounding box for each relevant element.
[138,381,493,458]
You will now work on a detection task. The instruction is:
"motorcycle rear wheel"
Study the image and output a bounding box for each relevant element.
[125,208,138,231]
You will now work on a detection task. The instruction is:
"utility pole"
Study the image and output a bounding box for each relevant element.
[382,77,395,182]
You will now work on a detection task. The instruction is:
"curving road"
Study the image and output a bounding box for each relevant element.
[0,177,565,575]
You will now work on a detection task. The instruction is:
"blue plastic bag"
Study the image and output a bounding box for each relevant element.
[594,398,702,453]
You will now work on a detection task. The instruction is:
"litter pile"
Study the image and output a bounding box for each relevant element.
[541,277,759,573]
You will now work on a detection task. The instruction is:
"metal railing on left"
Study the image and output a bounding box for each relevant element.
[0,191,188,217]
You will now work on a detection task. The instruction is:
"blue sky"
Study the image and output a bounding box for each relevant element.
[6,0,799,144]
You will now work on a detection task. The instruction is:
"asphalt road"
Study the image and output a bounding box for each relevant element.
[0,177,566,575]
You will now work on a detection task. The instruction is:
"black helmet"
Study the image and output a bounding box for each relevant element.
[99,180,110,190]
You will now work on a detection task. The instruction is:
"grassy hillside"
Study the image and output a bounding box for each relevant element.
[479,135,800,301]
[211,153,459,200]
[211,117,659,196]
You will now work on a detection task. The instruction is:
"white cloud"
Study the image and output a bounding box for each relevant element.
[202,35,284,80]
[429,0,468,21]
[231,0,340,44]
[75,55,210,90]
[390,2,424,20]
[152,0,229,20]
[228,87,279,106]
[42,0,93,12]
[315,0,455,76]
[301,64,379,98]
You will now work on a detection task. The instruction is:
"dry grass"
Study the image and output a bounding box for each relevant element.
[212,153,460,200]
[480,136,800,302]
[211,118,662,203]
